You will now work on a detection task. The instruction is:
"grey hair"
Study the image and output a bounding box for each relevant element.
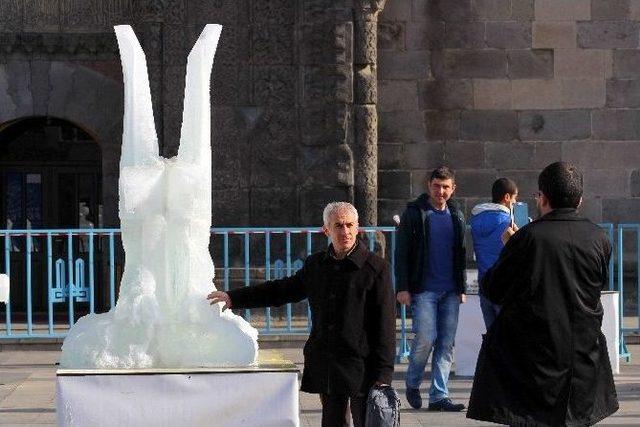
[323,202,358,226]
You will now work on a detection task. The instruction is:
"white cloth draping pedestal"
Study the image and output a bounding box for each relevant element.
[56,359,300,427]
[455,291,620,376]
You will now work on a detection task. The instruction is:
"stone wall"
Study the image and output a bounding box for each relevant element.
[377,0,640,224]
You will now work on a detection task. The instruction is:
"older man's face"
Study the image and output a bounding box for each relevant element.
[323,209,359,254]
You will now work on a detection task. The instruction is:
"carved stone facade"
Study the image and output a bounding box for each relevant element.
[0,0,387,227]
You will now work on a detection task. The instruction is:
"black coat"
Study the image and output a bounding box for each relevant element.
[227,242,396,396]
[394,194,467,294]
[467,209,619,427]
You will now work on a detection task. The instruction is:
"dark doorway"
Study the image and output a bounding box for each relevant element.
[0,117,103,315]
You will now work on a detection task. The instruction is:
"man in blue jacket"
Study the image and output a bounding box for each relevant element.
[395,166,467,412]
[469,178,518,330]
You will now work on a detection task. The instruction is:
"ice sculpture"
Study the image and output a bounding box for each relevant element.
[59,25,258,368]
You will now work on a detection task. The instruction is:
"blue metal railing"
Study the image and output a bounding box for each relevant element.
[0,227,405,348]
[0,225,638,362]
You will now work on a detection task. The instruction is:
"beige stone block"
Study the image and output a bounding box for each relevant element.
[555,49,605,78]
[561,78,605,108]
[631,0,640,19]
[535,0,591,21]
[473,79,512,109]
[604,50,614,79]
[533,21,576,48]
[512,79,563,109]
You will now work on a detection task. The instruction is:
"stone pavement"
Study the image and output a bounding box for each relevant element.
[0,345,638,426]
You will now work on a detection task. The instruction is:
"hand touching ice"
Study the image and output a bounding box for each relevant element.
[207,291,232,311]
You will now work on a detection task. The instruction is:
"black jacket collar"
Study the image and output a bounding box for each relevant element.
[408,193,461,214]
[539,208,584,222]
[324,241,368,268]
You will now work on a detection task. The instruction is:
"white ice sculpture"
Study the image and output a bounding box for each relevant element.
[59,25,258,368]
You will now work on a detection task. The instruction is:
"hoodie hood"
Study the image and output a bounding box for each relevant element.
[471,203,510,216]
[470,203,511,238]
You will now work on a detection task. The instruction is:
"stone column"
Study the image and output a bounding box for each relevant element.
[353,0,386,226]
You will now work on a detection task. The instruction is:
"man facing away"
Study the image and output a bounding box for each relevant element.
[207,202,396,427]
[395,166,467,412]
[469,178,518,330]
[467,162,618,426]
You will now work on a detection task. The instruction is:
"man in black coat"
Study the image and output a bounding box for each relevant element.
[207,202,396,427]
[467,162,619,426]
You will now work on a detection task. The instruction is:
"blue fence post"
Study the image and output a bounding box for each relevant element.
[265,232,271,332]
[306,232,312,330]
[3,232,10,335]
[89,231,95,314]
[47,232,53,334]
[26,232,33,335]
[244,233,251,321]
[109,232,116,308]
[223,232,229,292]
[286,231,292,332]
[67,232,74,326]
[391,230,409,361]
[617,226,630,361]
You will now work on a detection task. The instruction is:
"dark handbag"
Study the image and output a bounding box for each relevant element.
[365,385,400,427]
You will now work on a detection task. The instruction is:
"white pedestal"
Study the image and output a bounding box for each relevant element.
[455,292,620,376]
[56,356,300,427]
[601,291,620,375]
[455,294,484,377]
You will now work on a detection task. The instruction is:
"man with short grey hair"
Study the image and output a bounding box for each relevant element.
[208,202,396,427]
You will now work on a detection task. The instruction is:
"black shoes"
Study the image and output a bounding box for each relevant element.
[427,397,466,412]
[406,389,465,412]
[405,387,422,409]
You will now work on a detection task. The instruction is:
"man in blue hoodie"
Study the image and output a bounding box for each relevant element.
[470,178,518,330]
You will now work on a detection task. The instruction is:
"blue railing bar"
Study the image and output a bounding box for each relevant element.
[306,232,312,329]
[4,233,11,335]
[26,232,33,335]
[244,233,250,321]
[209,227,396,234]
[47,232,53,334]
[1,228,121,236]
[617,223,640,229]
[0,227,396,235]
[367,231,375,252]
[67,232,74,326]
[89,231,95,314]
[286,232,292,332]
[0,333,68,339]
[265,232,271,332]
[223,232,229,292]
[109,232,115,308]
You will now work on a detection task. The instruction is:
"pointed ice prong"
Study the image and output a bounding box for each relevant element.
[177,24,223,166]
[114,25,159,168]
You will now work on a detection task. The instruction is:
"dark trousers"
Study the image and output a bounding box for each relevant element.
[320,393,366,427]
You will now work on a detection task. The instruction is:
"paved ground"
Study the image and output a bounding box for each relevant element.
[0,345,638,426]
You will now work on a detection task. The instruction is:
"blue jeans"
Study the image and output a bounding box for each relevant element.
[405,291,460,403]
[479,294,501,331]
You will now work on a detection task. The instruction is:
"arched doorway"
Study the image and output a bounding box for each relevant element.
[0,116,102,313]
